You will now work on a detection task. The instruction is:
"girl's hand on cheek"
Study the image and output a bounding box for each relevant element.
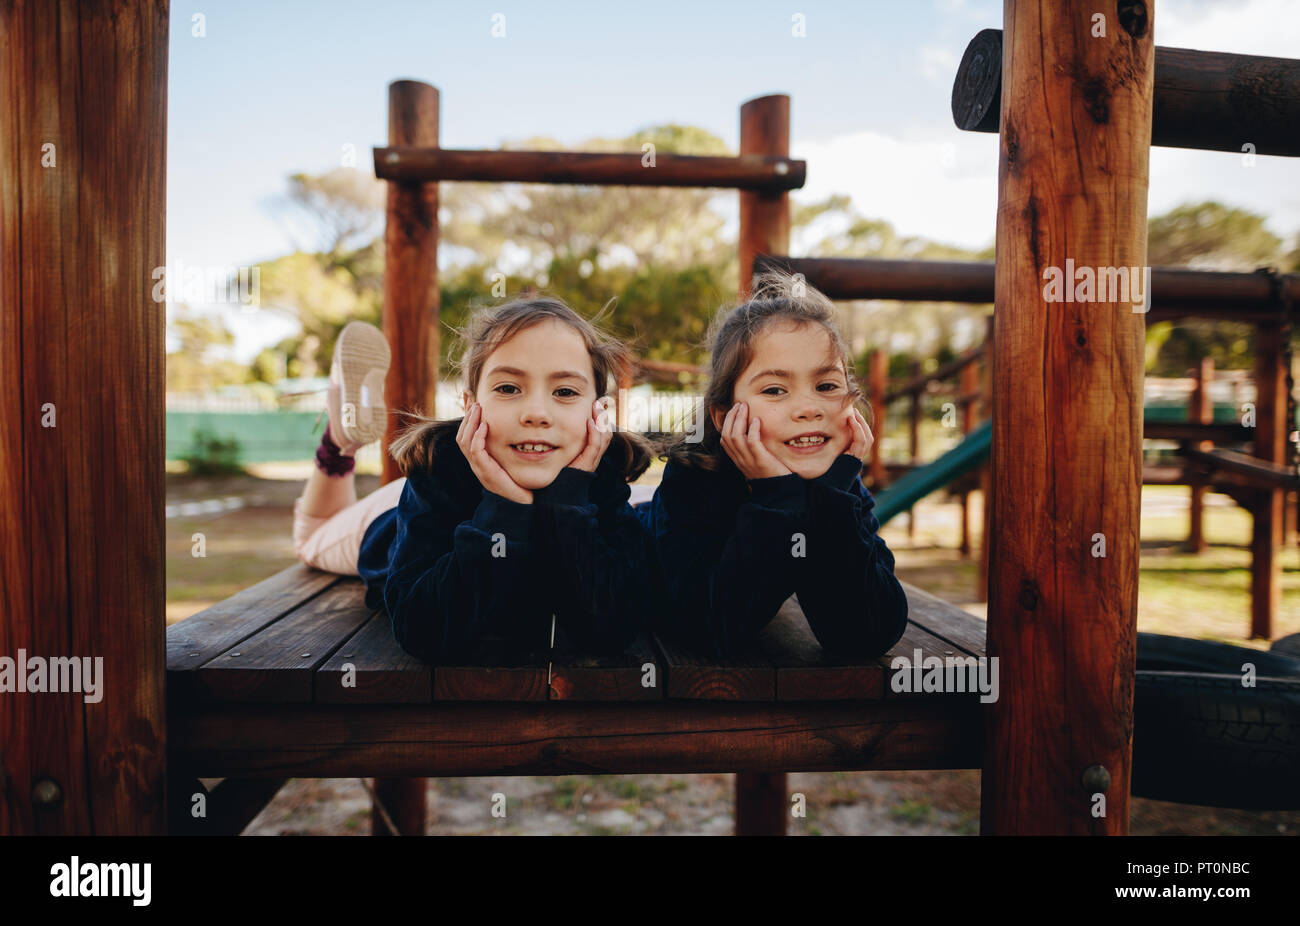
[719,402,793,481]
[456,403,534,504]
[568,396,613,473]
[846,406,873,459]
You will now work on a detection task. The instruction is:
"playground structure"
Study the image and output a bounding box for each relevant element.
[3,0,1299,837]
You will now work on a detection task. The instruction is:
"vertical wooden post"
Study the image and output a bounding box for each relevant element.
[978,315,994,603]
[869,349,888,490]
[376,78,439,834]
[1186,357,1213,553]
[737,93,790,837]
[908,361,921,543]
[0,0,169,834]
[382,79,440,482]
[1250,323,1285,639]
[371,776,427,836]
[982,0,1153,835]
[959,361,979,556]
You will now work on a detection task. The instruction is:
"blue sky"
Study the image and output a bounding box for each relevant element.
[166,0,1300,361]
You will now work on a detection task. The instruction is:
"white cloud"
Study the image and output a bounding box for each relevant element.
[792,130,1000,251]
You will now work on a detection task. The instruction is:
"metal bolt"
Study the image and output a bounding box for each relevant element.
[32,777,62,806]
[386,152,399,163]
[230,652,240,657]
[300,653,311,658]
[1082,764,1111,793]
[775,162,790,175]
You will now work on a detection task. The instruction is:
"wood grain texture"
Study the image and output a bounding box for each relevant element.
[380,80,439,486]
[954,28,1300,156]
[982,0,1152,836]
[316,612,432,704]
[0,0,169,835]
[168,700,983,778]
[765,256,1300,315]
[189,581,372,703]
[374,147,805,190]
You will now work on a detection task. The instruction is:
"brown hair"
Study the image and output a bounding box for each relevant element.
[388,294,653,482]
[663,269,871,471]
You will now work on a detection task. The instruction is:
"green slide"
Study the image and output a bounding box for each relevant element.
[871,419,992,525]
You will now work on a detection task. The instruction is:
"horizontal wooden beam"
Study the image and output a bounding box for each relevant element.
[168,700,982,778]
[373,147,806,190]
[1184,447,1300,489]
[758,256,1300,318]
[953,29,1300,157]
[1145,421,1254,442]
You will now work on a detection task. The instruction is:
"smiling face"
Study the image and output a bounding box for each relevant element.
[463,318,597,490]
[713,320,854,479]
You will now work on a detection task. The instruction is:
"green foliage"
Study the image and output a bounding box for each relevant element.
[179,425,244,477]
[1147,201,1283,269]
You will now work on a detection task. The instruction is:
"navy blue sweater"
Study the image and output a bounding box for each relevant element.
[357,423,655,663]
[636,452,909,660]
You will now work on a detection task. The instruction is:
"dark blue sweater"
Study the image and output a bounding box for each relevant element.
[357,423,655,663]
[635,452,909,660]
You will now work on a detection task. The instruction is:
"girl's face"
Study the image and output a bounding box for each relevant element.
[463,319,598,490]
[716,320,854,479]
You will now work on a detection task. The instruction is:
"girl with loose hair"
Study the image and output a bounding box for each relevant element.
[638,270,908,659]
[291,295,657,663]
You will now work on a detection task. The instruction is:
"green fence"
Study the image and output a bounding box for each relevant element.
[167,411,326,464]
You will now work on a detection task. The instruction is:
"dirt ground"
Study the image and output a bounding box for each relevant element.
[168,465,1300,835]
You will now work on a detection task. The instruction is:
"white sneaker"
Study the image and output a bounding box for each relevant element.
[327,321,391,455]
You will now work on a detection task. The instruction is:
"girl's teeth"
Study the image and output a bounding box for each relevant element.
[787,436,826,446]
[516,443,553,452]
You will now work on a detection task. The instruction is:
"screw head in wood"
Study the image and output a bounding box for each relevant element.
[1082,764,1111,792]
[32,777,62,806]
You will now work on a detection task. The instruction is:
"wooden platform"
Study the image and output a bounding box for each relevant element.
[166,565,986,782]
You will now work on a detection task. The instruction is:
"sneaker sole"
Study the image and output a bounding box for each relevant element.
[332,322,391,447]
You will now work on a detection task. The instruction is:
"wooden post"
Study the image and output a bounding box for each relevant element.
[737,93,790,837]
[371,776,427,836]
[908,360,921,543]
[978,315,994,603]
[1251,323,1286,639]
[959,361,979,556]
[376,78,439,833]
[1187,357,1213,553]
[0,0,169,835]
[869,350,888,490]
[982,0,1153,835]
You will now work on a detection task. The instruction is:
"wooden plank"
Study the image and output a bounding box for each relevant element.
[652,634,776,701]
[373,147,805,191]
[432,636,550,701]
[316,612,432,704]
[878,620,985,701]
[167,564,341,679]
[190,581,372,703]
[167,700,984,778]
[901,582,986,657]
[548,631,662,701]
[761,596,886,700]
